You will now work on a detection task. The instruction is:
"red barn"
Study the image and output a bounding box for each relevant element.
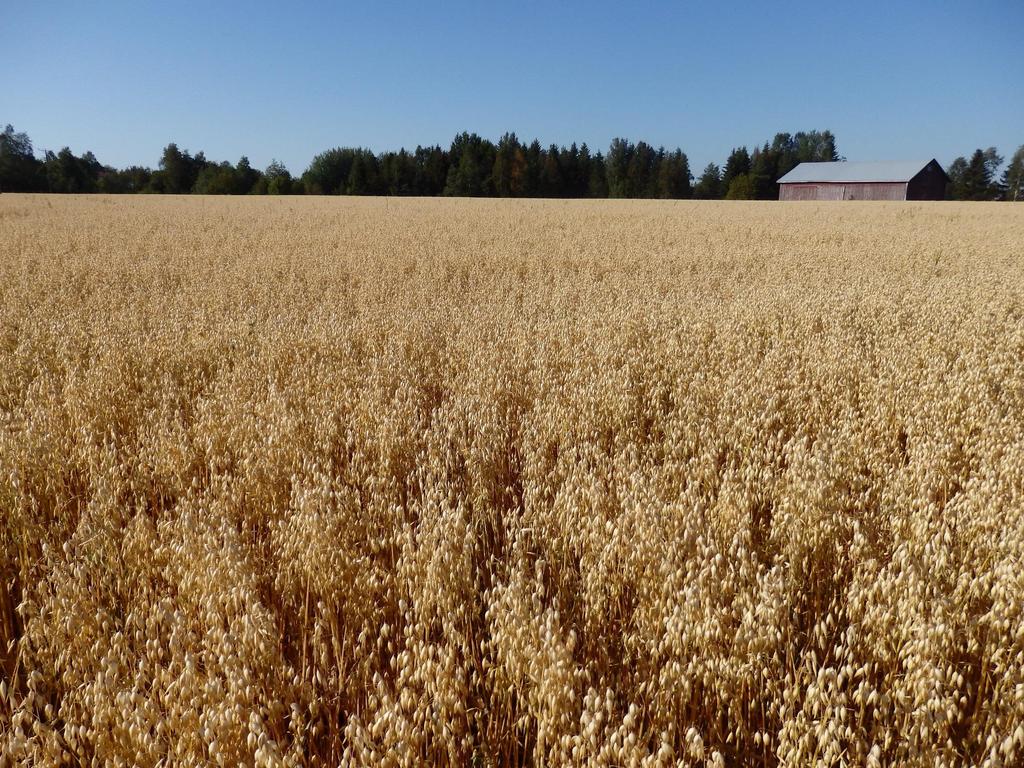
[777,159,948,201]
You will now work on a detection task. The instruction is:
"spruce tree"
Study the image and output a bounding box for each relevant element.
[722,147,751,192]
[693,163,722,199]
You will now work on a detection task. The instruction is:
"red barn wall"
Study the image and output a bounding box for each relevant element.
[780,182,909,201]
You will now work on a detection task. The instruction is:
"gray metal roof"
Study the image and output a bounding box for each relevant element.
[777,160,940,184]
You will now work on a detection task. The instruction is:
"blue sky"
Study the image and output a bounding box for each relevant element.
[3,1,1022,175]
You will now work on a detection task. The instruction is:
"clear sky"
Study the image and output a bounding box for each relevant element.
[3,0,1022,175]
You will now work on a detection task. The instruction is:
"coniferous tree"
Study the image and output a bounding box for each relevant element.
[693,163,722,199]
[492,133,522,197]
[522,140,542,197]
[380,149,415,195]
[574,143,593,197]
[413,145,449,196]
[749,144,778,199]
[721,147,751,193]
[588,151,608,197]
[444,133,494,196]
[605,138,632,198]
[629,142,658,197]
[954,148,1003,200]
[960,151,988,200]
[769,133,797,182]
[559,143,582,197]
[656,149,692,198]
[540,144,563,197]
[444,150,478,196]
[346,149,381,195]
[946,157,968,200]
[234,156,261,194]
[0,124,46,191]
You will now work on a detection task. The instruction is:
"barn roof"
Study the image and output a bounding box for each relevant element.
[777,160,944,184]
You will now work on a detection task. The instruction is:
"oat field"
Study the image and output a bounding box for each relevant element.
[1,195,1023,767]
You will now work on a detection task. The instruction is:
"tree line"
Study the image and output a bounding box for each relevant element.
[2,123,1021,200]
[946,147,1023,201]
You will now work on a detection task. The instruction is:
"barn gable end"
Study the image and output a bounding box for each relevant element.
[906,160,948,200]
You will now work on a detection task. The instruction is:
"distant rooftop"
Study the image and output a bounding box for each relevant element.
[777,160,943,184]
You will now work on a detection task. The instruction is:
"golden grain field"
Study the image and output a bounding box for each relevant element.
[1,195,1023,767]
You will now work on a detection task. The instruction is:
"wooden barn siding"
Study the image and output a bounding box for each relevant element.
[779,182,908,201]
[780,183,841,201]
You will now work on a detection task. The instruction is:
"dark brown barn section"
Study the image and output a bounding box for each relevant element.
[778,160,948,201]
